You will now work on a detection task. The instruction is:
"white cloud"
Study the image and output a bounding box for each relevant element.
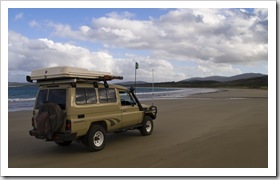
[120,54,185,82]
[29,20,39,27]
[80,25,91,34]
[106,11,135,19]
[47,9,267,66]
[14,13,23,20]
[8,31,183,82]
[47,22,84,40]
[175,60,242,79]
[197,61,242,76]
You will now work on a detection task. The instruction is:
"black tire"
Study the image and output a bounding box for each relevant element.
[55,141,72,146]
[140,116,154,136]
[87,125,106,152]
[36,103,64,140]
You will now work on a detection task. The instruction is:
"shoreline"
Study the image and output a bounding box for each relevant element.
[8,87,218,112]
[8,88,267,113]
[189,88,268,99]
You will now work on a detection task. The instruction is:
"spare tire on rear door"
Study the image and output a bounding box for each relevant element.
[35,103,64,140]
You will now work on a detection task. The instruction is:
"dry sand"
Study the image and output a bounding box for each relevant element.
[8,88,268,168]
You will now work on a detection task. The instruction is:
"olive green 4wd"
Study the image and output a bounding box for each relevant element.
[28,66,157,151]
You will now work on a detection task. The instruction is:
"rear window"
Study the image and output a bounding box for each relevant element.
[36,89,48,109]
[35,89,66,109]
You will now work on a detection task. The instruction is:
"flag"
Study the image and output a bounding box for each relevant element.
[135,62,139,69]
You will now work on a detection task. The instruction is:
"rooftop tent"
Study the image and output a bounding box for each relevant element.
[26,66,123,84]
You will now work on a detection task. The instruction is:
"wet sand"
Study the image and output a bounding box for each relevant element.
[8,88,268,168]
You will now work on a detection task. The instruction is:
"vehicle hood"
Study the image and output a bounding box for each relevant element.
[141,104,152,108]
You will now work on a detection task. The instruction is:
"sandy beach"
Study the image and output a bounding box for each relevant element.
[8,88,268,168]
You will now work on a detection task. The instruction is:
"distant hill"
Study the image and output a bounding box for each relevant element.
[181,73,266,82]
[220,75,268,88]
[135,75,268,89]
[8,82,35,87]
[118,81,148,86]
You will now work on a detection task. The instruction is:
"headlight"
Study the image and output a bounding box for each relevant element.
[150,106,157,116]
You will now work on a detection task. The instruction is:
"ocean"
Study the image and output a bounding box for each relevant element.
[8,85,218,112]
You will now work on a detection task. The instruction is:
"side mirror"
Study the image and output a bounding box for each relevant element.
[132,101,136,107]
[26,76,33,83]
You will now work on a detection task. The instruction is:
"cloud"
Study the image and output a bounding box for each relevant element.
[174,59,242,79]
[15,13,24,20]
[29,20,39,27]
[47,9,267,66]
[152,8,268,64]
[8,31,181,82]
[106,11,135,19]
[8,9,268,82]
[9,31,116,72]
[197,61,242,76]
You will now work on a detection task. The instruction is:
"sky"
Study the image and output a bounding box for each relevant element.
[8,7,268,82]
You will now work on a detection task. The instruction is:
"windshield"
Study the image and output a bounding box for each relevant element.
[35,89,66,109]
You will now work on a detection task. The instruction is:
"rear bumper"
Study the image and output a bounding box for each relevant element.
[29,129,77,142]
[53,132,77,143]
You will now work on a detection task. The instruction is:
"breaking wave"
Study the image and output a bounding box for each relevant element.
[8,98,36,102]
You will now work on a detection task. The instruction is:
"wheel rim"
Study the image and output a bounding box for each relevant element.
[93,131,104,147]
[146,121,152,132]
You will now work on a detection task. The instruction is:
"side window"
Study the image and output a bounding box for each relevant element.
[98,88,117,103]
[107,88,117,103]
[76,88,97,105]
[76,88,86,104]
[85,88,97,104]
[98,89,107,103]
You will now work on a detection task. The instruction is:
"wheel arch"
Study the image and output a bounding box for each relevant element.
[89,121,108,132]
[144,113,156,120]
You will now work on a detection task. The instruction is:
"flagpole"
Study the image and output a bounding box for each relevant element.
[135,63,137,94]
[152,69,154,106]
[135,62,139,94]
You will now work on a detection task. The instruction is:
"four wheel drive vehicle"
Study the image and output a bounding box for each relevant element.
[27,66,157,151]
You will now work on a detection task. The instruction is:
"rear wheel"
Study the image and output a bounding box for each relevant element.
[87,125,106,152]
[140,116,153,136]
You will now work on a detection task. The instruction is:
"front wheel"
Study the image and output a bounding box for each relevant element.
[87,125,106,152]
[140,116,154,136]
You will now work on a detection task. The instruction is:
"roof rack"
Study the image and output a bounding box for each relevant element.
[26,66,123,85]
